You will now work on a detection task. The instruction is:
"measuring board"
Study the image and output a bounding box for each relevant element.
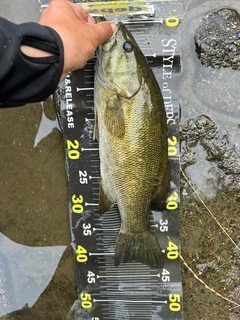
[54,1,183,319]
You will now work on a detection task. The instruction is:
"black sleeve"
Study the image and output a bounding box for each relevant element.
[0,17,64,107]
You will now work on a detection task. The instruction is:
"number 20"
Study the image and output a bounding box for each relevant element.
[67,140,80,160]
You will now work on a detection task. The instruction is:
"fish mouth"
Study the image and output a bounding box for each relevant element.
[112,21,122,36]
[101,21,122,53]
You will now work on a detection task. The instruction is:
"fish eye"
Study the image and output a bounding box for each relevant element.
[123,41,133,52]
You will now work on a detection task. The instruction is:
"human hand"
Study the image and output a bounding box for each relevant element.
[39,0,116,81]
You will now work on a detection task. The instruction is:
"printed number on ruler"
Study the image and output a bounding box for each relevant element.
[80,293,92,309]
[161,268,170,282]
[87,271,96,284]
[167,241,179,260]
[79,170,88,184]
[167,191,178,210]
[168,136,177,157]
[169,294,181,312]
[83,223,92,236]
[76,245,88,263]
[67,139,80,160]
[71,194,84,214]
[166,13,179,27]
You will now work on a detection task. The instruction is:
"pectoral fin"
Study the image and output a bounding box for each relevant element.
[98,180,115,214]
[104,96,125,138]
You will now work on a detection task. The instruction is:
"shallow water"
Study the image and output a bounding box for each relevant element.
[0,0,240,319]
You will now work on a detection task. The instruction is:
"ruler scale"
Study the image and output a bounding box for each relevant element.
[54,1,183,319]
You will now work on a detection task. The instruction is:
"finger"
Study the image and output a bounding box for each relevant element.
[94,22,116,45]
[87,14,96,25]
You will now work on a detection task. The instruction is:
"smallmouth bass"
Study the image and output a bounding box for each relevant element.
[94,22,170,268]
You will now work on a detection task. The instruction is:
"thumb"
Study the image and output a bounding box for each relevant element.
[94,21,116,45]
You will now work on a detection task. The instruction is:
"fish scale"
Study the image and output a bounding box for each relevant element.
[53,1,183,319]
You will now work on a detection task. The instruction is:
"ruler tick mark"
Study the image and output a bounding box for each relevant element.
[89,252,115,256]
[76,87,94,92]
[81,147,99,151]
[93,299,168,304]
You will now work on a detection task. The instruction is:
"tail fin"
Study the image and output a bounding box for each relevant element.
[115,232,164,268]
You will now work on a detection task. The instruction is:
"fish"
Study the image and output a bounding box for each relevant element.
[94,21,170,268]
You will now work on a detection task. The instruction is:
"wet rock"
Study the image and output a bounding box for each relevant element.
[180,114,240,191]
[180,143,197,170]
[195,8,240,70]
[180,114,218,147]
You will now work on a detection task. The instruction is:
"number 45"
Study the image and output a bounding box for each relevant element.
[161,268,170,282]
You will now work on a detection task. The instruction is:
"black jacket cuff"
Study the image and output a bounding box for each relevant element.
[0,17,64,107]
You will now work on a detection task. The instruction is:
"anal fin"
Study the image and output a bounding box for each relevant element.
[150,170,170,211]
[98,181,114,214]
[150,186,168,211]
